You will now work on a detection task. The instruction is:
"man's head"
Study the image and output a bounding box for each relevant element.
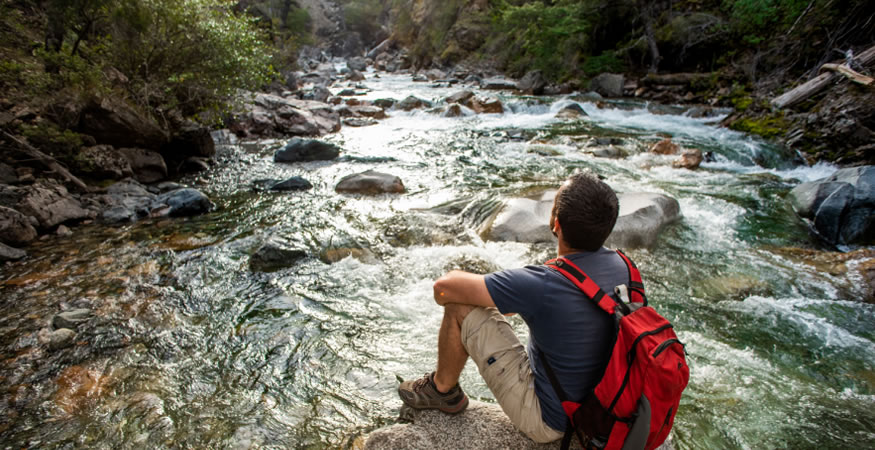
[549,173,619,252]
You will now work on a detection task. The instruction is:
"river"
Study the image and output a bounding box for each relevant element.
[1,69,873,449]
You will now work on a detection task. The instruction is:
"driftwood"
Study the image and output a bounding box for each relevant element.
[1,130,91,192]
[820,63,874,85]
[772,45,875,109]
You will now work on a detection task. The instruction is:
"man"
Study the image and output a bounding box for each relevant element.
[398,172,631,443]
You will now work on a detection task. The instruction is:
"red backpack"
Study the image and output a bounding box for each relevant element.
[541,250,689,450]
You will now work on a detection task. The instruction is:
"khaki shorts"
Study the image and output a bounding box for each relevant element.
[461,307,564,444]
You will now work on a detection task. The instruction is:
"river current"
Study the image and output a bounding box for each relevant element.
[1,70,873,449]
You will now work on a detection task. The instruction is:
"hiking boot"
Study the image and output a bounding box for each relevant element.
[398,372,469,414]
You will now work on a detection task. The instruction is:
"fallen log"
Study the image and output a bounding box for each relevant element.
[1,130,91,192]
[772,45,875,109]
[820,63,874,85]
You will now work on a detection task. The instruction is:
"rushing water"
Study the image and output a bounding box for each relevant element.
[1,69,874,449]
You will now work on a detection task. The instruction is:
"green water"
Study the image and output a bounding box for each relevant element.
[0,73,873,448]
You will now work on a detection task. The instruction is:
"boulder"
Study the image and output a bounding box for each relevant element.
[231,92,340,138]
[446,90,475,105]
[480,77,518,90]
[249,239,307,272]
[0,163,18,184]
[604,193,681,249]
[177,157,210,174]
[349,105,387,119]
[274,138,341,162]
[365,401,676,450]
[155,188,212,217]
[589,73,625,98]
[373,98,397,109]
[76,145,133,180]
[444,104,464,118]
[99,179,157,223]
[518,70,547,95]
[347,56,368,71]
[269,177,313,192]
[399,96,433,111]
[16,181,91,229]
[45,328,77,351]
[0,205,38,246]
[483,190,680,249]
[469,97,503,114]
[0,242,26,261]
[672,149,704,169]
[589,146,626,159]
[343,118,378,127]
[555,104,587,119]
[425,69,447,81]
[649,138,680,155]
[301,86,332,103]
[118,148,168,183]
[335,170,405,195]
[78,96,169,150]
[53,309,93,330]
[347,70,366,82]
[788,166,875,246]
[163,122,215,163]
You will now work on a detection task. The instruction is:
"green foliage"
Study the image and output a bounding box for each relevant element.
[729,114,789,139]
[106,0,275,116]
[494,1,592,79]
[18,122,85,158]
[724,0,809,45]
[582,51,625,76]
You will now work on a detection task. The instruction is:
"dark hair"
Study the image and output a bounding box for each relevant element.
[551,173,619,251]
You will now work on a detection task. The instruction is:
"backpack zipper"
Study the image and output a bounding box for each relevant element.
[652,338,683,358]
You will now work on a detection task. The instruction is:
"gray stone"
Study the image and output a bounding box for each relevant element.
[788,166,875,246]
[590,73,625,98]
[590,146,626,159]
[349,105,386,119]
[445,90,475,105]
[302,86,332,103]
[399,96,432,111]
[335,170,406,195]
[347,56,367,71]
[78,95,169,150]
[365,401,675,450]
[483,190,556,243]
[46,328,77,350]
[177,157,210,174]
[480,77,518,90]
[373,98,397,109]
[0,163,18,184]
[555,103,587,119]
[343,117,378,127]
[518,70,547,95]
[250,239,307,272]
[16,181,90,229]
[444,104,464,118]
[53,308,93,330]
[75,145,134,180]
[274,138,341,162]
[0,242,26,261]
[269,177,313,191]
[118,148,168,183]
[155,188,212,217]
[0,205,38,246]
[230,92,340,138]
[605,193,681,249]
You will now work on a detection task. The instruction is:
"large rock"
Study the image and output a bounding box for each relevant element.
[399,96,432,111]
[15,181,91,229]
[99,179,157,223]
[252,177,313,192]
[649,138,680,155]
[555,104,587,119]
[480,77,518,90]
[76,145,133,180]
[335,170,405,195]
[365,401,674,450]
[118,148,168,183]
[163,122,215,162]
[518,70,547,95]
[78,96,169,150]
[788,166,875,246]
[155,188,212,217]
[468,97,503,114]
[672,149,703,169]
[53,309,93,330]
[349,105,387,119]
[483,190,680,249]
[445,90,475,105]
[0,242,26,261]
[274,138,340,162]
[347,56,368,71]
[590,73,625,98]
[249,239,307,272]
[0,205,38,246]
[605,193,681,249]
[231,92,340,138]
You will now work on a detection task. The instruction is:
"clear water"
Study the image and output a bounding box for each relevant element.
[1,71,873,449]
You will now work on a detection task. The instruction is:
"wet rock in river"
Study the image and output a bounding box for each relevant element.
[468,96,503,114]
[53,308,93,330]
[517,70,547,95]
[53,365,109,415]
[43,328,77,350]
[365,400,674,450]
[0,241,26,261]
[252,176,313,192]
[672,149,704,169]
[589,73,625,98]
[343,117,378,127]
[336,170,405,195]
[0,205,38,246]
[444,104,464,118]
[230,92,340,138]
[480,77,518,90]
[250,239,307,272]
[589,146,626,159]
[399,95,432,111]
[118,147,168,183]
[155,188,213,217]
[649,138,680,155]
[445,90,475,105]
[347,56,367,71]
[443,254,501,275]
[788,165,875,246]
[274,138,341,162]
[177,156,210,174]
[605,192,681,249]
[482,190,556,244]
[349,105,386,119]
[555,103,586,119]
[15,181,91,229]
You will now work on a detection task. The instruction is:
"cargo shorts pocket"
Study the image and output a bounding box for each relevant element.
[480,347,526,400]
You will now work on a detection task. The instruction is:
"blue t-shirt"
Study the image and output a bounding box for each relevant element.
[484,248,631,432]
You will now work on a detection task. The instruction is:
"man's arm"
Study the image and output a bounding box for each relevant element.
[433,270,496,308]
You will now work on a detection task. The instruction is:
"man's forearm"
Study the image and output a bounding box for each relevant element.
[432,271,496,308]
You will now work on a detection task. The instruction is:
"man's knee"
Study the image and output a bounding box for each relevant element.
[444,303,476,326]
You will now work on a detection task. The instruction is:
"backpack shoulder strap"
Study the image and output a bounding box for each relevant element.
[545,256,621,315]
[615,250,647,305]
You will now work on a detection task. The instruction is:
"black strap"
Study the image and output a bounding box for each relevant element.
[539,348,587,450]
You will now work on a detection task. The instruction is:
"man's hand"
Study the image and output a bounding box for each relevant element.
[433,271,497,308]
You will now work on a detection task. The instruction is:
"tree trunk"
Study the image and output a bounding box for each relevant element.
[772,45,875,109]
[639,1,661,73]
